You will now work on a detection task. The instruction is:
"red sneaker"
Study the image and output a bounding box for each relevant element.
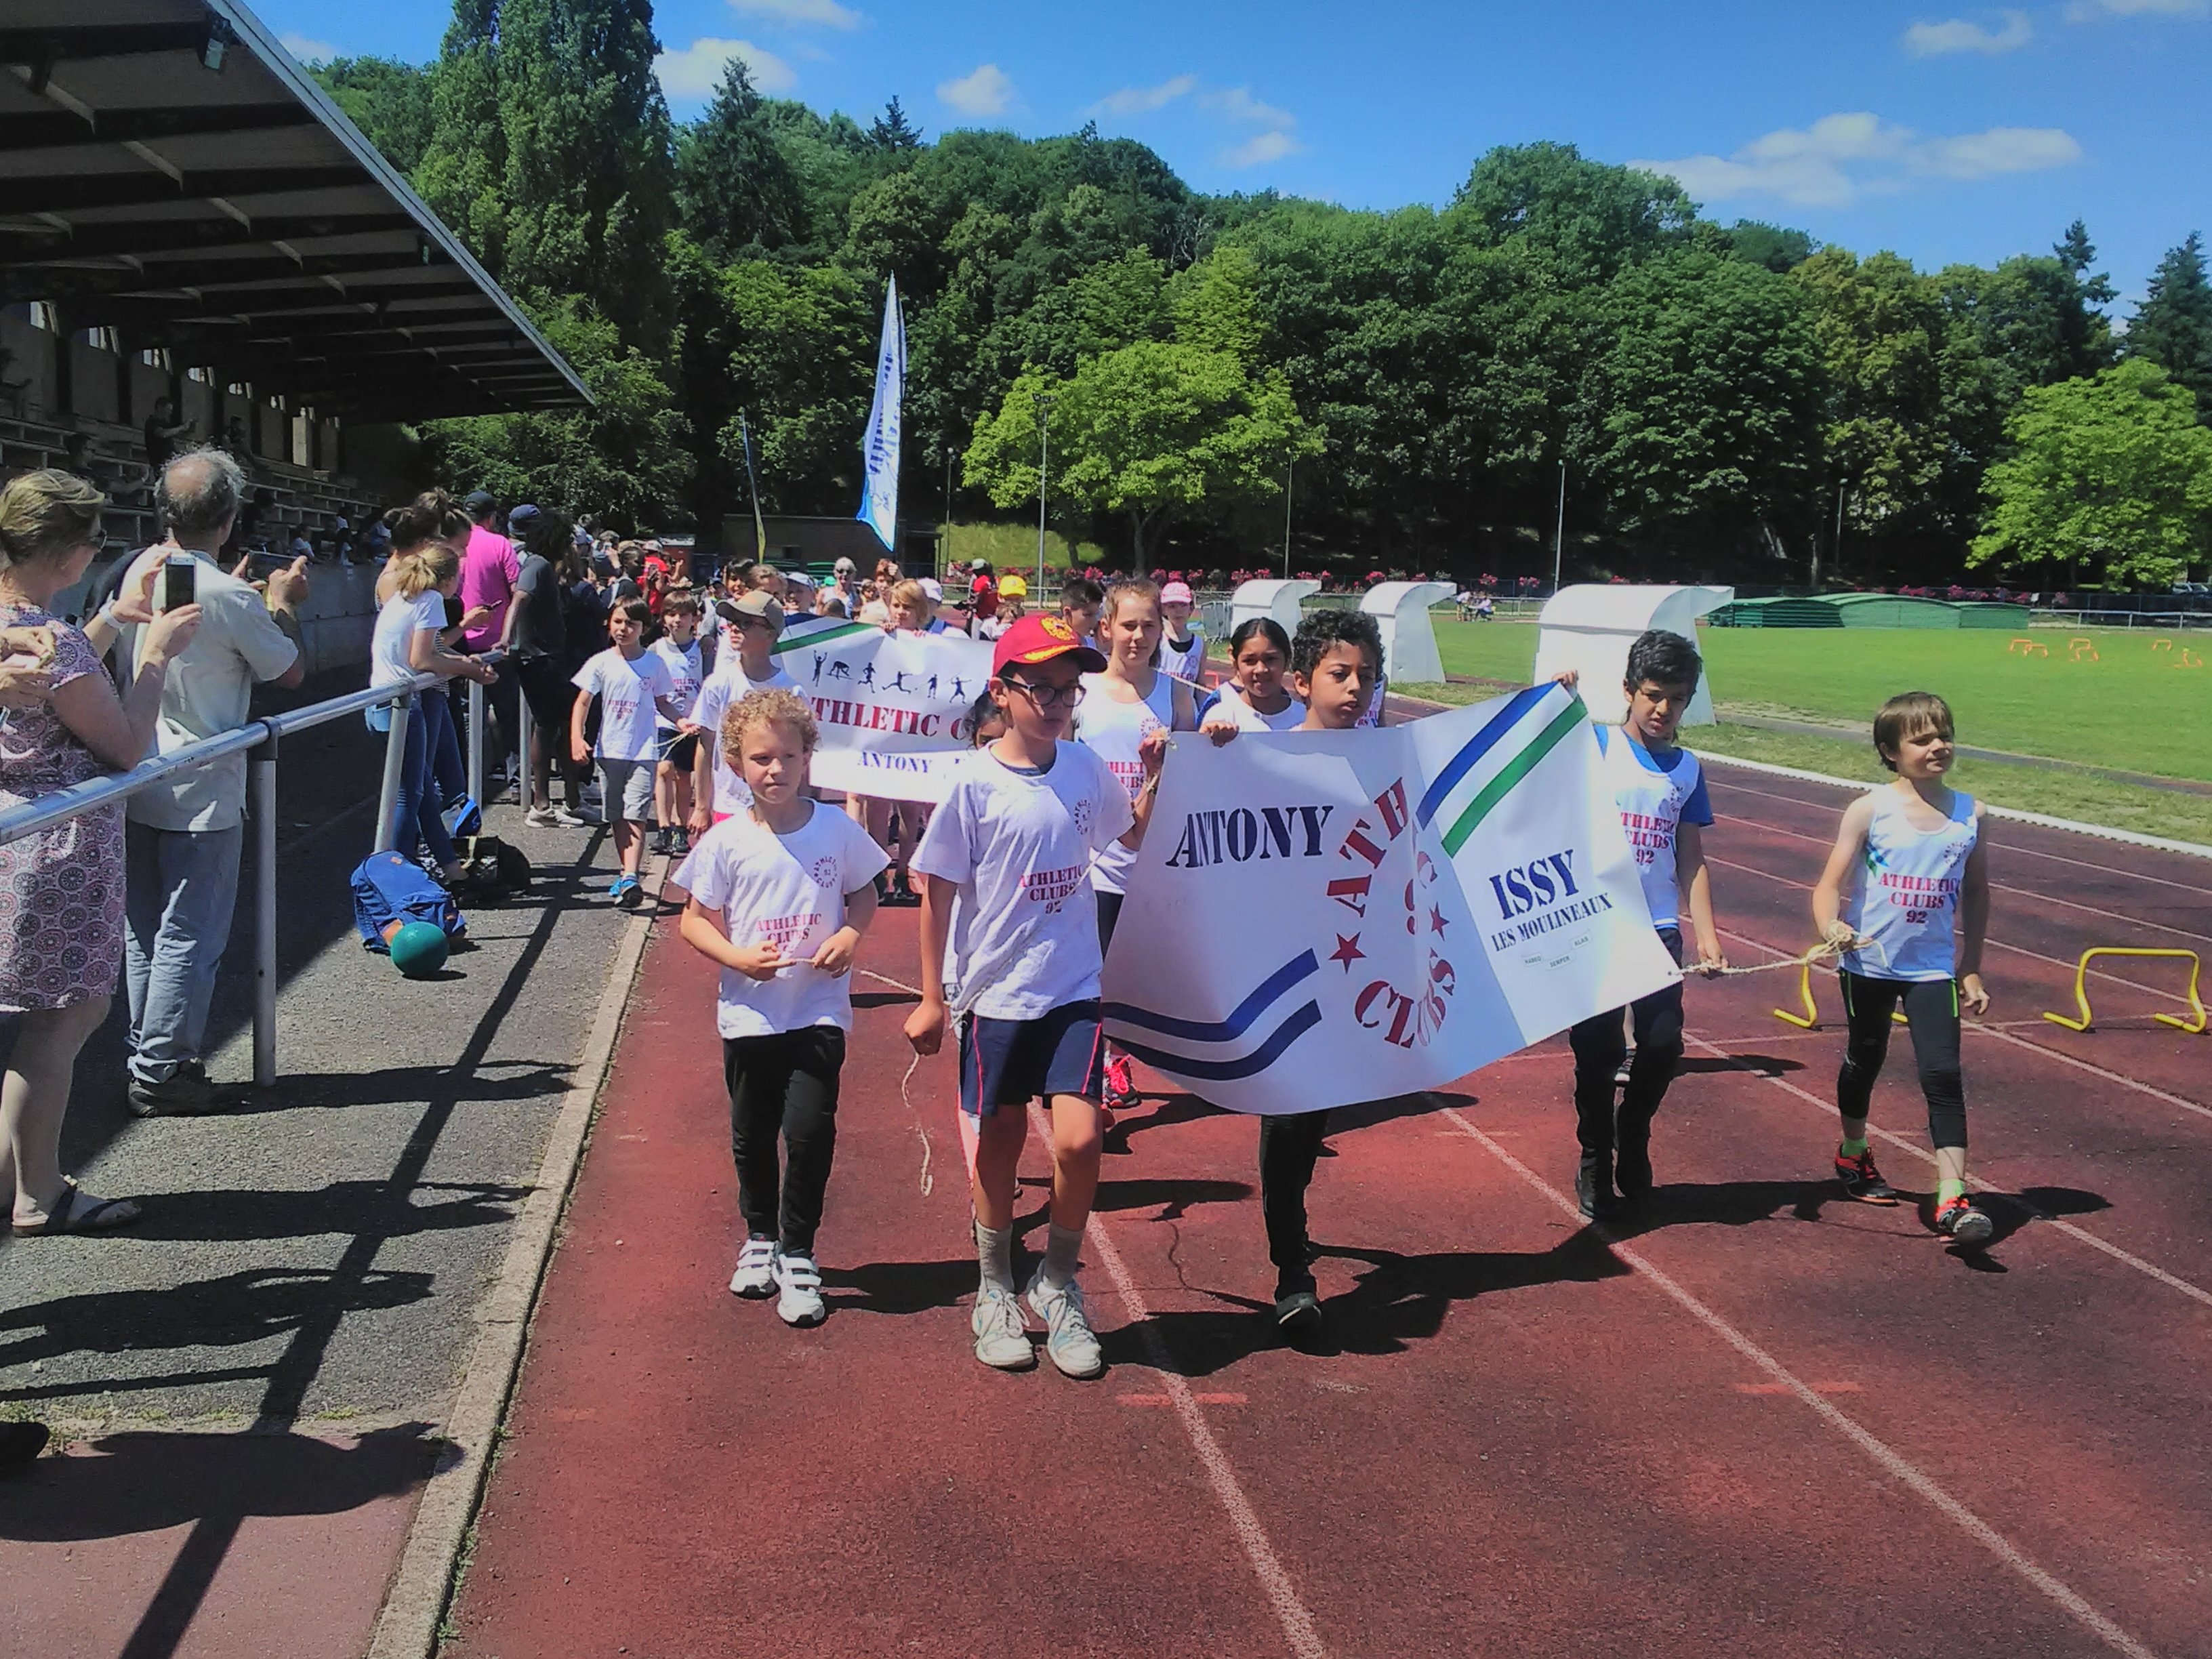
[1933,1194,1994,1245]
[1834,1147,1899,1204]
[1103,1052,1139,1111]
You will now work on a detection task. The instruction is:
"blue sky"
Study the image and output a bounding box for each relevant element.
[264,0,2211,306]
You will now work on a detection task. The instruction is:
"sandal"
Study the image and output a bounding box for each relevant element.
[13,1179,142,1236]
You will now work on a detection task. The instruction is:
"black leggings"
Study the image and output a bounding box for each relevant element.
[724,1027,845,1255]
[1095,888,1125,955]
[1836,972,1967,1151]
[1258,1109,1331,1295]
[1567,926,1685,1159]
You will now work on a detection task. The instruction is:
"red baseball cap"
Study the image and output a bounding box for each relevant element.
[991,612,1106,677]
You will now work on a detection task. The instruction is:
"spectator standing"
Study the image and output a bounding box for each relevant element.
[112,449,308,1116]
[505,507,589,828]
[1,470,200,1227]
[142,396,188,476]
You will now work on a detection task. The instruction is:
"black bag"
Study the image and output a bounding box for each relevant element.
[457,834,532,899]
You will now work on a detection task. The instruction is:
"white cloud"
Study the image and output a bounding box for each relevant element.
[726,0,861,26]
[655,37,798,99]
[1203,86,1296,127]
[1222,129,1303,169]
[1632,111,2080,207]
[2065,0,2207,18]
[279,33,337,63]
[937,62,1015,117]
[1090,74,1199,117]
[1904,11,2033,54]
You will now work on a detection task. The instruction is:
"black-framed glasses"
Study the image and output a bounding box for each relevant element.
[1000,677,1086,710]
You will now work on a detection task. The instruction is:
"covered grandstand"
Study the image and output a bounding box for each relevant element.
[1,0,586,567]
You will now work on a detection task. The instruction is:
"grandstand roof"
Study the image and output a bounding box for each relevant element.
[0,0,589,421]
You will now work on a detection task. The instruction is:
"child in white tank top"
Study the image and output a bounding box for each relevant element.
[1813,691,1994,1246]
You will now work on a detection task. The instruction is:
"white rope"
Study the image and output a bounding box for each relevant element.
[1708,935,1872,978]
[898,1049,933,1197]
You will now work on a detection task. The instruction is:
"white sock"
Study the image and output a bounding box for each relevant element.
[975,1218,1014,1293]
[1043,1221,1082,1288]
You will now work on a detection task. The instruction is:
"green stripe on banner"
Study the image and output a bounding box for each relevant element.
[771,623,877,654]
[1439,699,1586,857]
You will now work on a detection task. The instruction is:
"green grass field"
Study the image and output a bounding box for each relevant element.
[1402,618,2212,844]
[1425,619,2212,783]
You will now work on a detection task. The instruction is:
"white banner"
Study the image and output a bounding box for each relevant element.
[1099,684,1679,1114]
[774,615,994,803]
[856,275,904,552]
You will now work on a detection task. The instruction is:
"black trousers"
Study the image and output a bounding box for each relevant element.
[1567,926,1685,1164]
[724,1027,846,1255]
[1258,1109,1331,1295]
[1837,972,1967,1150]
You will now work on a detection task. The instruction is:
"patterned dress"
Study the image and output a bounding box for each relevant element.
[0,605,125,1011]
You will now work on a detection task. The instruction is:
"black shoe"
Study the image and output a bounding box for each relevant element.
[651,826,672,856]
[1576,1159,1620,1219]
[671,827,692,857]
[1274,1288,1323,1336]
[1835,1147,1900,1205]
[127,1066,235,1118]
[0,1420,50,1475]
[1614,1139,1653,1204]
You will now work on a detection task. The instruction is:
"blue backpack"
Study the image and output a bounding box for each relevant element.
[351,851,466,952]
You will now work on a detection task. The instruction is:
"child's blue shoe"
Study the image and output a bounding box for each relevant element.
[609,874,640,904]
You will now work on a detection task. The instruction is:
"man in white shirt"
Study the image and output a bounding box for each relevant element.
[113,448,308,1115]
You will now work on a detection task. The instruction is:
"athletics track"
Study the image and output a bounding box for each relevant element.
[446,761,2212,1659]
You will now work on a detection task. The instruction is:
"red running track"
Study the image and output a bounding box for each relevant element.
[447,775,2211,1659]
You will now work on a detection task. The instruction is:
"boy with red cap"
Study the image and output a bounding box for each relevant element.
[905,613,1166,1378]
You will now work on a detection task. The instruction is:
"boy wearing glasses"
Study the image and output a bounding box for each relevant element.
[905,614,1166,1378]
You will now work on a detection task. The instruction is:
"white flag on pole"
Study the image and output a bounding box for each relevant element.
[857,275,905,553]
[1099,684,1679,1114]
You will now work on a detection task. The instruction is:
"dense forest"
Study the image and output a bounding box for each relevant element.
[314,0,2212,590]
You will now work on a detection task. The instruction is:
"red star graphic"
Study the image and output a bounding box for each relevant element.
[1429,906,1449,937]
[1330,933,1365,969]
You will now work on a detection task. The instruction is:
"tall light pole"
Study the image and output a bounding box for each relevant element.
[1282,452,1296,579]
[1032,391,1054,595]
[942,444,954,578]
[1551,459,1566,596]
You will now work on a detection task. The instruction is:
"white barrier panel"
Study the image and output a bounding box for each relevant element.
[1533,584,1734,725]
[1229,579,1317,640]
[1361,580,1453,685]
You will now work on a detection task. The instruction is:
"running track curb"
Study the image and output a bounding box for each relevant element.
[365,854,668,1659]
[1696,750,2212,860]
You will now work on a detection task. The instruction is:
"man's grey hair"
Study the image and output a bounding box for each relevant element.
[157,445,245,540]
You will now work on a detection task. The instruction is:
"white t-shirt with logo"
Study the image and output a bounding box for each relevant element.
[674,802,889,1038]
[573,646,676,763]
[650,637,703,731]
[912,743,1133,1021]
[692,660,800,813]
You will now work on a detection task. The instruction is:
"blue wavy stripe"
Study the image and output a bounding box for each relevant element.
[1415,683,1552,827]
[1112,1002,1323,1082]
[1101,949,1318,1042]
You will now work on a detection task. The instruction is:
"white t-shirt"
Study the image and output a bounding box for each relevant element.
[371,591,445,689]
[912,743,1133,1021]
[1074,670,1176,896]
[650,637,703,731]
[573,647,676,762]
[1210,684,1307,733]
[674,802,890,1038]
[692,660,800,813]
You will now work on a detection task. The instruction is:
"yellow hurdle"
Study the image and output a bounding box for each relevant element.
[1772,961,1908,1030]
[2042,948,2207,1034]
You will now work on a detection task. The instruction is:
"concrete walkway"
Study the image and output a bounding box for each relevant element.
[0,689,648,1659]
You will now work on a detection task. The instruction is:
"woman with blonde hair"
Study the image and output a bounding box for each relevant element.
[1,470,201,1231]
[369,537,496,887]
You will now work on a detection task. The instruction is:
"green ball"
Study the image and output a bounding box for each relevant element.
[389,921,449,979]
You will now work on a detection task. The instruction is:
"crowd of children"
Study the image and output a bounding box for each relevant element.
[652,562,1998,1372]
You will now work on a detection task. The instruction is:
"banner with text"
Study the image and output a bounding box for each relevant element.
[1099,684,1679,1115]
[773,615,994,802]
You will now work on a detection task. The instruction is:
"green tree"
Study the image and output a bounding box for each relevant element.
[1451,142,1694,281]
[310,56,436,174]
[1971,360,2212,586]
[675,57,807,258]
[2127,232,2212,420]
[868,96,924,153]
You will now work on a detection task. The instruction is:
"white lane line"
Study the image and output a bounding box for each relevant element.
[1025,1103,1330,1659]
[1437,1106,2165,1659]
[1703,854,2200,1008]
[1713,814,2212,945]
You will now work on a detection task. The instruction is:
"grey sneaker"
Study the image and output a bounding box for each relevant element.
[774,1251,826,1327]
[1023,1269,1105,1379]
[971,1284,1035,1370]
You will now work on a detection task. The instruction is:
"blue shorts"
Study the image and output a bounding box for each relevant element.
[957,1000,1105,1118]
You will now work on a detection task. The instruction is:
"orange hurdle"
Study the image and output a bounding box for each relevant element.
[2041,948,2207,1035]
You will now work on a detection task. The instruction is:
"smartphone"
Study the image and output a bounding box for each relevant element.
[162,555,195,612]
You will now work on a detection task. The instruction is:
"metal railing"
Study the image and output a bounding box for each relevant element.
[0,655,507,1090]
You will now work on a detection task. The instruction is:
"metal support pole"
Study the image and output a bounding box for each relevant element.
[250,731,279,1088]
[373,692,411,855]
[466,675,486,809]
[1282,453,1294,579]
[516,672,534,815]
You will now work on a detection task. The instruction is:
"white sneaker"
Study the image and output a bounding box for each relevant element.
[728,1237,777,1298]
[1023,1268,1105,1379]
[548,805,590,828]
[525,806,559,827]
[970,1283,1035,1370]
[775,1251,826,1327]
